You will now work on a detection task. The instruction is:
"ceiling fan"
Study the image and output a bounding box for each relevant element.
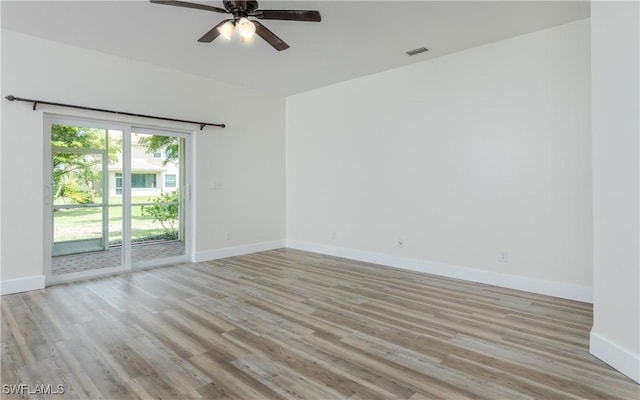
[150,0,321,51]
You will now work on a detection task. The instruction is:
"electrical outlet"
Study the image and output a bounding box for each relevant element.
[498,251,509,263]
[226,232,232,240]
[398,239,404,248]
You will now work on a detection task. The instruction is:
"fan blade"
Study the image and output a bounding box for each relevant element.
[253,21,289,51]
[253,9,321,22]
[198,19,231,42]
[150,0,228,14]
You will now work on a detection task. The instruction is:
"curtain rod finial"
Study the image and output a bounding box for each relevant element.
[5,95,17,101]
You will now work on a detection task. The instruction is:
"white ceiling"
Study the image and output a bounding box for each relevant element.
[1,1,589,96]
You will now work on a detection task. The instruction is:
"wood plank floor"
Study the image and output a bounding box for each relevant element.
[1,249,638,399]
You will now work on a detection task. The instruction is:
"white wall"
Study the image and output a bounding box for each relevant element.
[590,1,640,384]
[0,26,4,294]
[286,19,592,301]
[0,30,286,292]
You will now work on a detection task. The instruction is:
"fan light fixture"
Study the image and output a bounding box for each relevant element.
[217,20,235,40]
[237,18,256,38]
[216,18,256,41]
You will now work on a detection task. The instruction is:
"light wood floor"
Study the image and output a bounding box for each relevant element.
[2,249,638,399]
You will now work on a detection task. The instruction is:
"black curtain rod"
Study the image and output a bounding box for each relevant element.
[5,95,226,130]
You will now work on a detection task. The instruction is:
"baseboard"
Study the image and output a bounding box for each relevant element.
[286,240,593,303]
[0,275,46,296]
[590,330,640,383]
[195,240,286,263]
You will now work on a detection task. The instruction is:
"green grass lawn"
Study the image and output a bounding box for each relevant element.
[53,196,179,244]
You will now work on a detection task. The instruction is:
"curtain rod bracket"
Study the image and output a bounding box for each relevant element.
[5,94,226,129]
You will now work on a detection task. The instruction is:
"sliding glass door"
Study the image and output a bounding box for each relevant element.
[45,117,190,283]
[129,128,187,268]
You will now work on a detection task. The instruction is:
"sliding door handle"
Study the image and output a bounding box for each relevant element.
[44,185,51,206]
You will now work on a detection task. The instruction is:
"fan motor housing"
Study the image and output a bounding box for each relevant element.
[224,0,258,17]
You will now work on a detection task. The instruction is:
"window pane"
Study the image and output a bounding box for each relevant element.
[132,174,145,188]
[115,173,123,195]
[51,124,106,150]
[131,131,185,264]
[52,152,102,206]
[165,174,176,188]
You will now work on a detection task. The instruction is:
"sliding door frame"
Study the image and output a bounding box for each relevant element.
[43,113,194,285]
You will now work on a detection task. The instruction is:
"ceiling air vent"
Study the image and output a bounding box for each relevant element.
[406,47,429,56]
